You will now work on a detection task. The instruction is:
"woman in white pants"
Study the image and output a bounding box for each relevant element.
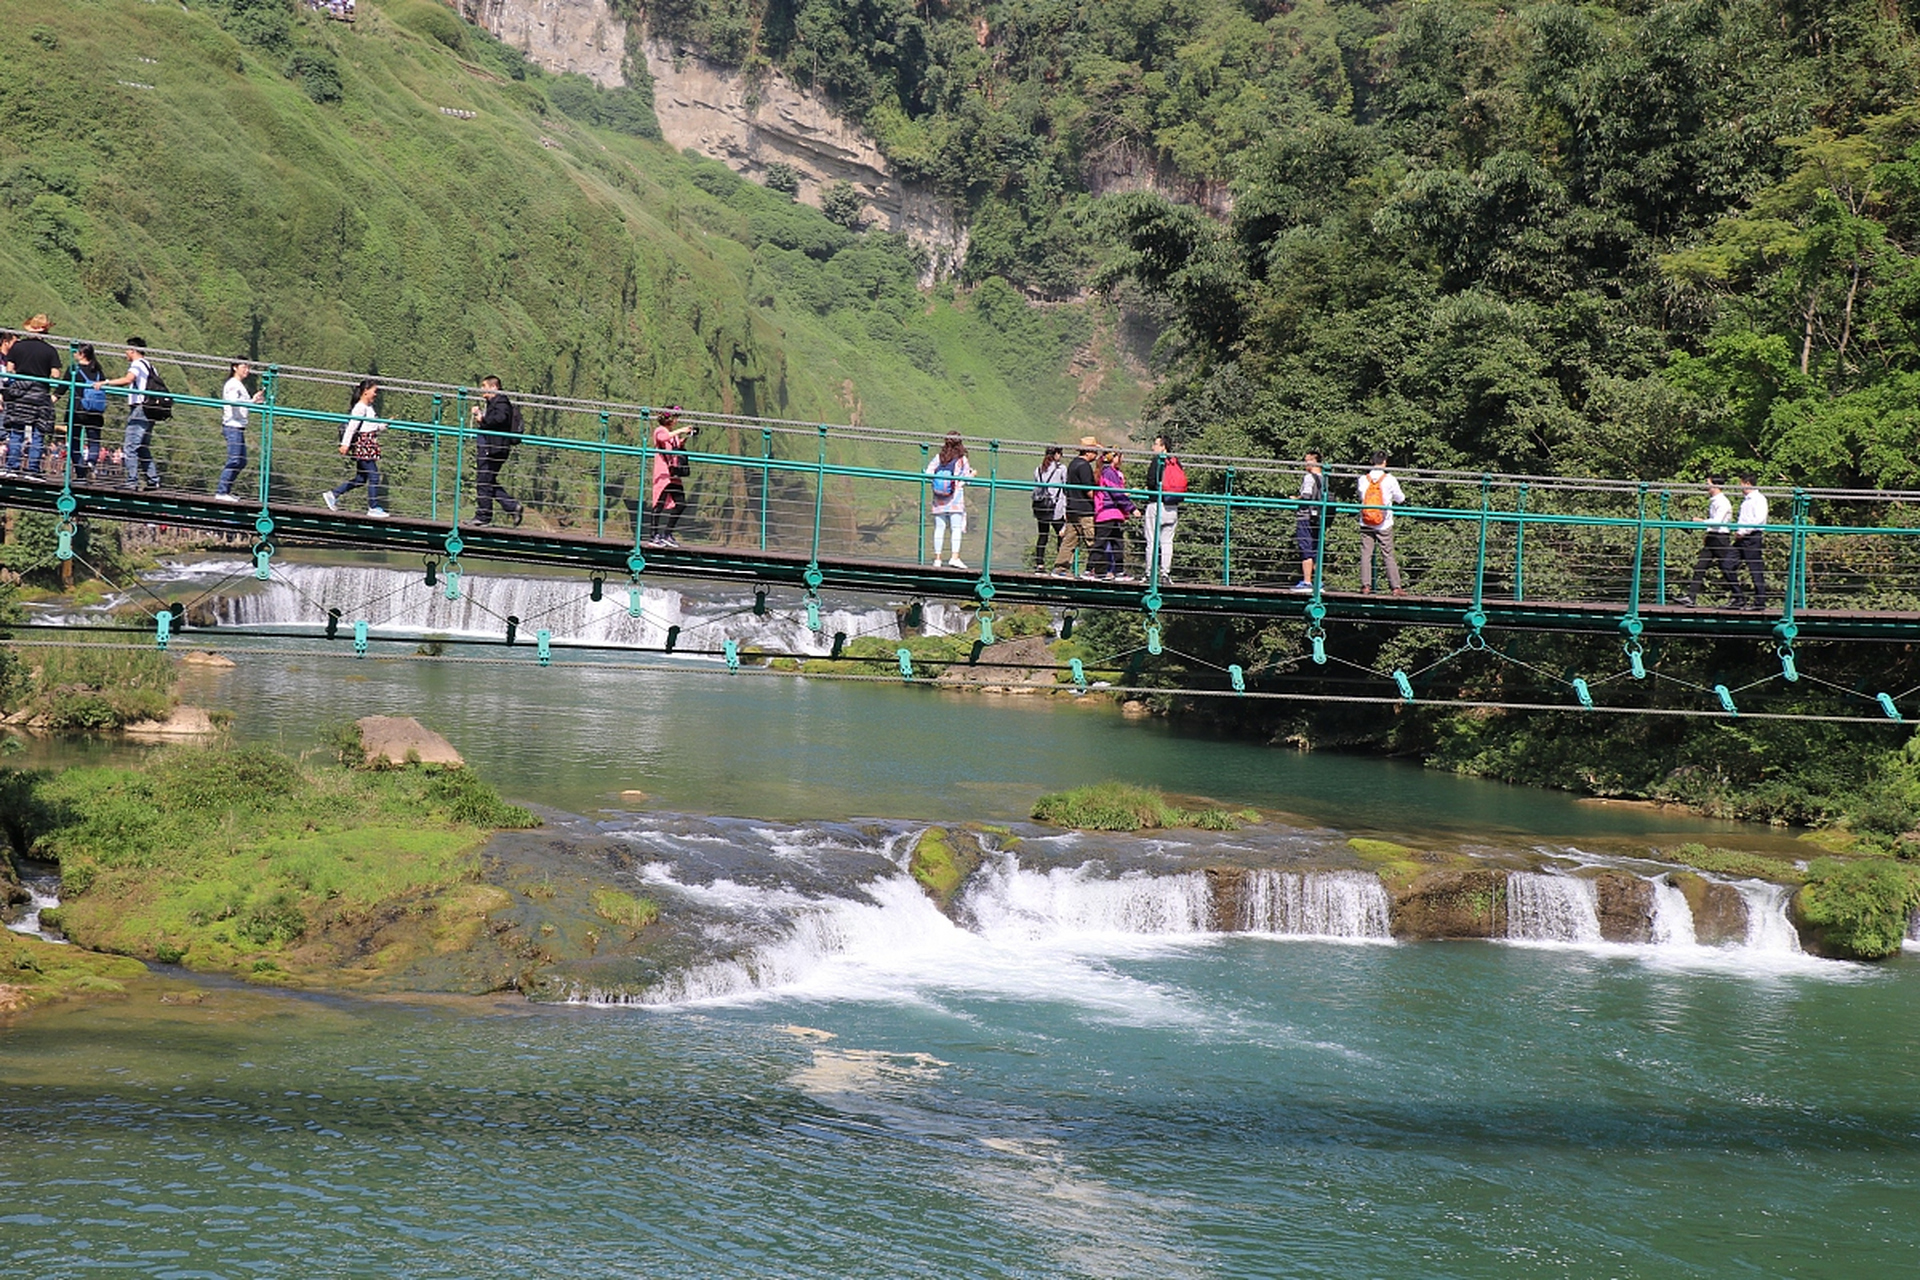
[925,432,975,568]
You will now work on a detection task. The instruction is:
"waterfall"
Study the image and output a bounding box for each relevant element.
[1506,872,1603,943]
[1239,870,1392,940]
[5,875,65,945]
[963,860,1214,939]
[1648,876,1697,947]
[197,560,969,654]
[1732,880,1803,954]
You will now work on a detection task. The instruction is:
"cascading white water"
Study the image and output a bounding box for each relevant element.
[1732,880,1803,954]
[5,876,65,945]
[1239,870,1392,940]
[200,560,968,654]
[1505,872,1603,943]
[1648,876,1697,946]
[963,859,1214,939]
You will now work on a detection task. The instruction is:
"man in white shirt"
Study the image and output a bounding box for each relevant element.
[1356,449,1407,594]
[1675,475,1737,607]
[215,359,262,501]
[101,338,159,490]
[1731,474,1769,610]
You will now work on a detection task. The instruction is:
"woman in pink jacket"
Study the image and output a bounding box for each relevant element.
[647,406,696,547]
[1092,450,1136,579]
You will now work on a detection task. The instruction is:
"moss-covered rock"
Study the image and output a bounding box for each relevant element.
[908,827,984,911]
[1388,868,1508,940]
[1594,871,1656,943]
[1792,858,1920,960]
[0,929,147,1014]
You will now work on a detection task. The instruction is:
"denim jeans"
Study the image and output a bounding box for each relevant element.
[331,456,383,510]
[4,391,53,474]
[122,409,158,488]
[216,426,247,495]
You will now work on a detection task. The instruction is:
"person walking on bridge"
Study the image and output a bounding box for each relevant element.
[925,432,976,569]
[1093,449,1137,579]
[1675,476,1736,608]
[470,376,524,527]
[1030,445,1066,571]
[1,316,62,478]
[101,338,161,491]
[1732,474,1769,610]
[215,360,262,502]
[1294,450,1324,592]
[1051,437,1101,577]
[647,406,695,547]
[322,378,388,517]
[1356,450,1406,595]
[1143,434,1185,582]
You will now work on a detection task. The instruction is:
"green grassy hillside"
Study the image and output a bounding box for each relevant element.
[0,0,1145,440]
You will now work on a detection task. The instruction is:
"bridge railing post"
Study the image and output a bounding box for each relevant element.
[1513,484,1527,602]
[1785,487,1808,623]
[917,441,929,565]
[760,427,773,551]
[980,439,1000,582]
[259,365,280,512]
[1657,489,1671,605]
[1628,482,1649,620]
[1472,473,1491,616]
[596,411,611,537]
[1222,467,1236,587]
[810,424,828,567]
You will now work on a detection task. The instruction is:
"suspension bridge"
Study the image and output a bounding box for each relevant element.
[7,336,1920,720]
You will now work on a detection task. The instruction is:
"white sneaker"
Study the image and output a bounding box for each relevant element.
[367,507,390,519]
[947,557,967,570]
[213,492,240,503]
[321,491,337,510]
[931,557,943,567]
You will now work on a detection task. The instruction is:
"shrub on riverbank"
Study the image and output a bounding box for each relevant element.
[1,643,176,730]
[1031,782,1242,832]
[12,745,538,982]
[1793,859,1920,960]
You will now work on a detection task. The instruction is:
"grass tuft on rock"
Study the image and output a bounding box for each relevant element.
[1662,842,1805,885]
[591,887,660,931]
[1030,782,1240,832]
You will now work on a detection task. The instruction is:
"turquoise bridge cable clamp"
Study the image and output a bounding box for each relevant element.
[807,595,822,634]
[353,619,369,657]
[979,609,995,646]
[1778,645,1799,683]
[1627,642,1647,680]
[1878,692,1902,721]
[1229,664,1246,694]
[628,577,645,620]
[1308,627,1327,666]
[154,609,171,651]
[1146,620,1162,656]
[536,630,551,667]
[724,639,739,672]
[1714,684,1738,715]
[896,648,914,681]
[1572,677,1594,709]
[1070,658,1087,690]
[1393,670,1415,703]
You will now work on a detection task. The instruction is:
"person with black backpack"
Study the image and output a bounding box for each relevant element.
[469,376,524,527]
[1030,445,1067,571]
[102,337,167,490]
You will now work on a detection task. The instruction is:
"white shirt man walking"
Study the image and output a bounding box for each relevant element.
[1356,450,1407,595]
[1676,476,1737,607]
[1731,474,1769,610]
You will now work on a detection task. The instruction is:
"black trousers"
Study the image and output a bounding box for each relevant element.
[1732,533,1767,607]
[475,444,519,523]
[1688,531,1736,602]
[1032,517,1062,569]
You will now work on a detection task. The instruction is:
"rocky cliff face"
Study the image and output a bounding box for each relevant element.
[458,0,628,87]
[460,0,967,279]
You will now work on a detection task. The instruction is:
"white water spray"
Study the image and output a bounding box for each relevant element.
[1239,870,1392,940]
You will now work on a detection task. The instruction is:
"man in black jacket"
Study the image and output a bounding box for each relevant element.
[1051,436,1101,576]
[469,376,524,527]
[1,315,62,478]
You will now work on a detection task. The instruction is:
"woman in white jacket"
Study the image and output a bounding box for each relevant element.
[925,432,976,568]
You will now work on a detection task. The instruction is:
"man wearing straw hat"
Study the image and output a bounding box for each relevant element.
[1051,436,1102,577]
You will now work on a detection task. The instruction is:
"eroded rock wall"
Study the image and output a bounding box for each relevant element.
[458,0,628,87]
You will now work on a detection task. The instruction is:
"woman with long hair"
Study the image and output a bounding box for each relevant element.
[69,343,107,481]
[1092,450,1136,579]
[322,378,387,517]
[925,431,976,568]
[1031,445,1066,571]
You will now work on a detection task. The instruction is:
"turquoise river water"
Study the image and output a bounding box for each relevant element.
[4,564,1918,1278]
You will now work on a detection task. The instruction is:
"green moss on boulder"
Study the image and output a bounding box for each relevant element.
[1793,858,1920,960]
[908,827,983,910]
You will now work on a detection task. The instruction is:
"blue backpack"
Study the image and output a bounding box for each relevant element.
[931,459,958,499]
[79,369,107,414]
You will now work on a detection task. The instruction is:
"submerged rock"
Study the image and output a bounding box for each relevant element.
[356,716,464,768]
[124,705,219,737]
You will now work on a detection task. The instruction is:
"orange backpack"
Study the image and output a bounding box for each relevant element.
[1361,474,1389,526]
